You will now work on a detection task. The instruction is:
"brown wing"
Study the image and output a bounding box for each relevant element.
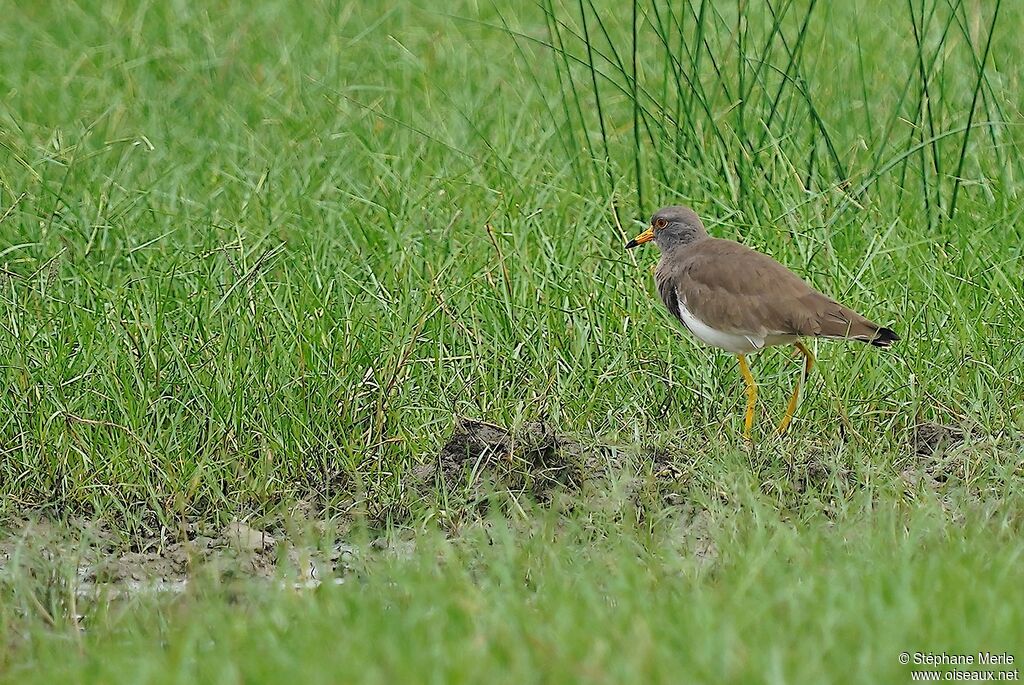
[657,238,897,346]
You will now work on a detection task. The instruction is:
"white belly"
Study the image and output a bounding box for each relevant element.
[677,298,795,354]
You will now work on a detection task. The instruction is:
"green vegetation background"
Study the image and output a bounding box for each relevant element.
[0,1,1021,682]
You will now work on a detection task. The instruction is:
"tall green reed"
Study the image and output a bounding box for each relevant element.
[530,0,1008,225]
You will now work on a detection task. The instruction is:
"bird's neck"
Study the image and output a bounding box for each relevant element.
[660,234,709,256]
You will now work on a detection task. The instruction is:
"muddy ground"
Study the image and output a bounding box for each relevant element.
[0,416,981,599]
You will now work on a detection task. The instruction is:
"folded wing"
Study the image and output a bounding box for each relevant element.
[657,239,898,347]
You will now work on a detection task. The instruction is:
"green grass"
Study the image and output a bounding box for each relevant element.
[1,0,1023,680]
[4,499,1024,684]
[1,0,1022,527]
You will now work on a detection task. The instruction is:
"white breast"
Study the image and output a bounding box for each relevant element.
[676,292,765,354]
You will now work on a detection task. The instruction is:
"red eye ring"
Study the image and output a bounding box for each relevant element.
[654,218,668,229]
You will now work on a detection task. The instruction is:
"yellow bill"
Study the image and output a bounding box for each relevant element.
[625,226,654,249]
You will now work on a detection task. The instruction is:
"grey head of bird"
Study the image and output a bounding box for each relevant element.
[626,205,709,251]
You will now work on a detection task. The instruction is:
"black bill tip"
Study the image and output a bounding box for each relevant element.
[625,239,639,249]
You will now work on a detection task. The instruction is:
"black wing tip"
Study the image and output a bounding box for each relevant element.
[869,326,900,348]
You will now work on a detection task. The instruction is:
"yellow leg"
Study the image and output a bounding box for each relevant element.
[778,341,816,435]
[736,355,757,439]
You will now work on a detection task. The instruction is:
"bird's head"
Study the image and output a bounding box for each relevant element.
[626,205,708,251]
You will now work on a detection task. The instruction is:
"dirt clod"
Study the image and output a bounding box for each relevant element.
[912,421,965,458]
[901,420,970,491]
[424,418,583,502]
[224,521,276,553]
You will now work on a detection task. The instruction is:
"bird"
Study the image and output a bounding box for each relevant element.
[625,205,898,438]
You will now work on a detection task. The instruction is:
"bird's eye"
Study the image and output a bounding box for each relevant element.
[654,218,668,229]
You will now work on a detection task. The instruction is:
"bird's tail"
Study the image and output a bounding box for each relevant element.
[866,325,899,348]
[819,307,899,348]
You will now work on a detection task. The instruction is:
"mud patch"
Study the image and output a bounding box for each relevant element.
[788,450,855,496]
[0,518,357,600]
[912,420,965,458]
[416,418,584,504]
[901,420,970,490]
[651,447,690,483]
[668,508,718,564]
[632,446,695,509]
